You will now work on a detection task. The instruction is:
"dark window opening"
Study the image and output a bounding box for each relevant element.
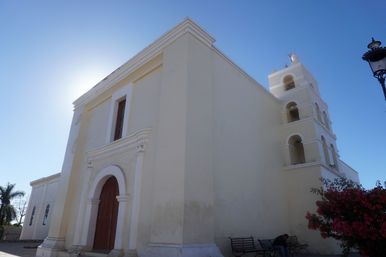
[114,99,126,141]
[29,206,36,226]
[42,204,50,225]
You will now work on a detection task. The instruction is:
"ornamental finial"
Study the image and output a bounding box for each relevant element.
[368,37,381,49]
[289,53,299,64]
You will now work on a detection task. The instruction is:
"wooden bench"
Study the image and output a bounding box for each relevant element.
[229,236,267,257]
[257,239,277,257]
[259,236,308,257]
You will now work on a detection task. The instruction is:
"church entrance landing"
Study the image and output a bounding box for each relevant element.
[93,176,119,251]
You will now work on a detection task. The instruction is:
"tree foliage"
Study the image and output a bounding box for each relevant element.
[0,183,25,225]
[13,194,28,226]
[306,178,386,257]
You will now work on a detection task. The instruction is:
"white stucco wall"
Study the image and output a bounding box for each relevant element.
[85,98,111,151]
[339,160,360,183]
[209,46,290,256]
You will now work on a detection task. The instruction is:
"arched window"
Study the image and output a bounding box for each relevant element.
[323,111,330,130]
[330,144,338,170]
[29,206,36,226]
[283,75,295,91]
[286,102,300,122]
[288,135,306,165]
[315,103,322,122]
[321,136,330,165]
[42,204,50,225]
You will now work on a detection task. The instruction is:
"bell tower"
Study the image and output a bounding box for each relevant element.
[269,54,340,172]
[268,54,347,253]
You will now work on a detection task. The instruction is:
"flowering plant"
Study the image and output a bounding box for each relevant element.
[306,178,386,257]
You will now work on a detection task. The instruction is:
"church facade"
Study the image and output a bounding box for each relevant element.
[25,18,358,257]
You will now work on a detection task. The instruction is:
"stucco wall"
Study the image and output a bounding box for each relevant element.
[284,166,341,254]
[338,160,360,183]
[85,98,111,151]
[209,46,290,256]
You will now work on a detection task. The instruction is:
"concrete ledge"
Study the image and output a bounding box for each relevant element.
[36,237,66,257]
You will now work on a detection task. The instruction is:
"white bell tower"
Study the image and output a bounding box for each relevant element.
[269,54,340,172]
[268,55,346,253]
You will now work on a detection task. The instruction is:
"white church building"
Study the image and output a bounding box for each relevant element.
[21,18,359,257]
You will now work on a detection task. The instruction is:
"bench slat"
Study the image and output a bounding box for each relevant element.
[229,236,267,257]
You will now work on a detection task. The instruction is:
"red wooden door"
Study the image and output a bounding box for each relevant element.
[93,177,119,250]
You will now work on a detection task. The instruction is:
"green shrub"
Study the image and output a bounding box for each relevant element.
[0,225,4,239]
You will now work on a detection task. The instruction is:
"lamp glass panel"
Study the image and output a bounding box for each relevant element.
[370,58,386,74]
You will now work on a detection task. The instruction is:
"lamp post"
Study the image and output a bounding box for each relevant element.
[362,38,386,100]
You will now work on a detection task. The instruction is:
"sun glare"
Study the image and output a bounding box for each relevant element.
[68,68,110,102]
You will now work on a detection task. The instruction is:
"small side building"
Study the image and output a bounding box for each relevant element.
[20,173,60,240]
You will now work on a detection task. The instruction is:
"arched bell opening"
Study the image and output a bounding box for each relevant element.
[288,135,306,165]
[321,136,330,166]
[283,75,295,91]
[286,102,300,122]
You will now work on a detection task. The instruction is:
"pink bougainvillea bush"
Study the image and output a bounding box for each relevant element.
[306,178,386,257]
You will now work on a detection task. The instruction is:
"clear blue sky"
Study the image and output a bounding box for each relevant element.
[0,0,385,196]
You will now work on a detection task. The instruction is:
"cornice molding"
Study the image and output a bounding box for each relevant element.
[282,116,336,140]
[339,159,359,175]
[283,116,313,127]
[283,161,344,177]
[87,128,152,162]
[30,172,61,186]
[268,62,303,78]
[283,161,320,170]
[73,17,215,109]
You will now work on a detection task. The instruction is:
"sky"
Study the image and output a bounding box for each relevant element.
[0,0,385,197]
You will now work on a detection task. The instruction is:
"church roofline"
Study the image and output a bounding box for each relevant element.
[73,17,216,108]
[268,62,303,78]
[30,172,61,186]
[212,47,280,103]
[339,159,359,175]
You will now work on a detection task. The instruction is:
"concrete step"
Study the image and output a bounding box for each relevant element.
[81,251,109,257]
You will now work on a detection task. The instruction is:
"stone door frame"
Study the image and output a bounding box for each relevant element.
[81,165,129,254]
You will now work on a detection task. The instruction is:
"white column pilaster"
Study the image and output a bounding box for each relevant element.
[37,105,85,257]
[80,198,100,247]
[128,143,145,250]
[72,162,93,246]
[114,195,130,250]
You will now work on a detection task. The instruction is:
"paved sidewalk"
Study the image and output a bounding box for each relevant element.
[0,242,362,257]
[0,242,40,257]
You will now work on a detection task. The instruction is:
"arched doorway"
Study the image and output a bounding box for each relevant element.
[93,176,119,251]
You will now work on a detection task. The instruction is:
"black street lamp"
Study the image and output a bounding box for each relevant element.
[362,38,386,100]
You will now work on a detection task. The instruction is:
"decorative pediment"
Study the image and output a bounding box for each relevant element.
[87,128,151,162]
